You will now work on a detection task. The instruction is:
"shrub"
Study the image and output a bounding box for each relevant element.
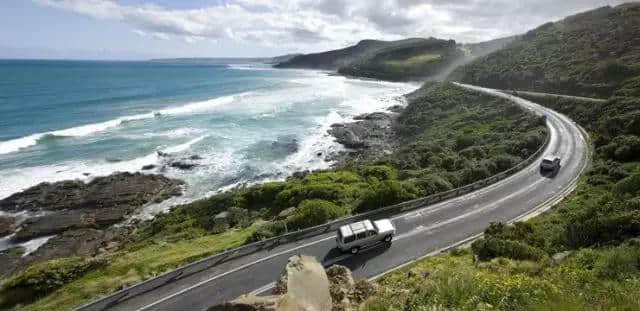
[285,199,345,230]
[565,211,640,248]
[0,257,106,309]
[415,174,454,195]
[356,180,420,213]
[614,173,640,197]
[593,246,640,281]
[472,237,547,262]
[484,221,545,248]
[241,182,287,211]
[492,154,521,172]
[361,165,398,181]
[461,164,491,184]
[247,221,286,242]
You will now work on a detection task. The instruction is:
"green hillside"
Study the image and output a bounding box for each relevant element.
[451,3,640,98]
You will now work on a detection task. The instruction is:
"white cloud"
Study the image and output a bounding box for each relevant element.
[33,0,630,53]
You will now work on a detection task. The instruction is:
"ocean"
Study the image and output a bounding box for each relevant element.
[0,59,415,217]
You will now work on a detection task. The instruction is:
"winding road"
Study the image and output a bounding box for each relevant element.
[82,84,589,311]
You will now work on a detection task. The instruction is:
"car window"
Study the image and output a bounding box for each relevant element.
[368,230,377,237]
[344,235,355,244]
[542,159,552,164]
[356,232,367,240]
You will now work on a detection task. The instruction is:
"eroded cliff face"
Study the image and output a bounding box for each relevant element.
[209,255,376,311]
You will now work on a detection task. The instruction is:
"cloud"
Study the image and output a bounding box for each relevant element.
[33,0,630,53]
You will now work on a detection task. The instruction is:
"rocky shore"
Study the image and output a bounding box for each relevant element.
[0,172,184,277]
[327,105,404,166]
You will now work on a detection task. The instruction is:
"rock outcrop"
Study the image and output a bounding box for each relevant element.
[328,112,397,163]
[0,172,184,213]
[0,215,17,236]
[0,172,184,277]
[209,256,376,311]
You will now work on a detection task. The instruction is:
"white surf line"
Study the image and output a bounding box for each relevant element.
[136,87,564,310]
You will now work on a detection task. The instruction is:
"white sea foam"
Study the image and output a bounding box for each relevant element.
[0,94,242,155]
[21,235,54,256]
[161,135,207,154]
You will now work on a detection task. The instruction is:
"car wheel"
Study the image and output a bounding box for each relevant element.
[350,247,360,254]
[383,235,392,242]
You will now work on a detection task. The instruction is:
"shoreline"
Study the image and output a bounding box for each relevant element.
[0,69,417,257]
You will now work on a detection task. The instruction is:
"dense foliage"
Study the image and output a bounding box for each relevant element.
[451,3,640,98]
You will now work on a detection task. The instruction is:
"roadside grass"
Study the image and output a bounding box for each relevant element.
[17,227,254,311]
[385,53,441,68]
[365,247,640,311]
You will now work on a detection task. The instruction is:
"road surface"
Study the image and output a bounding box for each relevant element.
[87,84,589,311]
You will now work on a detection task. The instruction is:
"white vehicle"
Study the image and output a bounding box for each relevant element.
[336,219,396,254]
[540,155,561,171]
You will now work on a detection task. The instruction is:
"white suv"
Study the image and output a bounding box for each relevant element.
[336,219,396,254]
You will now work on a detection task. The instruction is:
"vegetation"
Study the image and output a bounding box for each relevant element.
[277,37,466,81]
[338,38,464,81]
[365,3,640,310]
[365,247,640,310]
[451,3,640,98]
[3,82,546,310]
[10,227,254,311]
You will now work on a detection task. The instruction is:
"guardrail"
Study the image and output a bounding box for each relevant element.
[77,105,551,311]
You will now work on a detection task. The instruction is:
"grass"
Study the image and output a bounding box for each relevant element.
[365,247,640,311]
[385,53,442,68]
[17,227,255,311]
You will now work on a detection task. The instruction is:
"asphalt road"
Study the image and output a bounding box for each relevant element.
[101,84,589,311]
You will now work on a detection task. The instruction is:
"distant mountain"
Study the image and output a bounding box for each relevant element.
[275,39,419,70]
[276,38,474,81]
[450,2,640,97]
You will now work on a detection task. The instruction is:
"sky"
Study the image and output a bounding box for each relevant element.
[0,0,630,60]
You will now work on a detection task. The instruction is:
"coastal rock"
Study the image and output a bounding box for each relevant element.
[0,215,18,236]
[141,164,157,170]
[1,227,129,277]
[13,208,127,242]
[0,172,184,213]
[0,247,25,278]
[387,105,404,113]
[328,111,397,163]
[169,161,198,170]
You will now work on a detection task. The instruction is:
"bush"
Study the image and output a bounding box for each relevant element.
[484,221,545,248]
[285,200,345,230]
[415,174,454,195]
[565,211,640,248]
[247,221,286,242]
[0,257,106,309]
[361,165,398,181]
[356,180,420,213]
[472,237,547,262]
[614,173,640,197]
[593,246,640,281]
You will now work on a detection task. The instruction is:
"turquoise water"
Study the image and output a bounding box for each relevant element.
[0,60,414,216]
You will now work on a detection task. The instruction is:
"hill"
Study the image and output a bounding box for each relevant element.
[451,3,640,98]
[275,38,428,70]
[276,38,471,81]
[337,38,464,81]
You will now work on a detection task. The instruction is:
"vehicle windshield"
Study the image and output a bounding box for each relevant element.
[542,159,553,163]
